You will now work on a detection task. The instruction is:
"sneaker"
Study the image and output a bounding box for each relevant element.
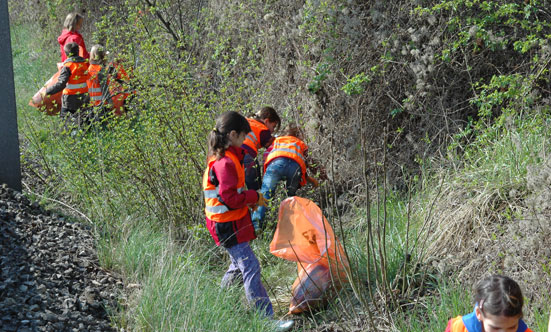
[274,319,294,332]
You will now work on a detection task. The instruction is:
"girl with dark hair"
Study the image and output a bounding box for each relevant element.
[242,106,281,190]
[202,111,294,331]
[445,275,533,332]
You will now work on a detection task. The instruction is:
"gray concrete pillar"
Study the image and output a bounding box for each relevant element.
[0,1,22,191]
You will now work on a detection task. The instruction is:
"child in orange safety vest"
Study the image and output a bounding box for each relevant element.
[250,125,318,231]
[87,44,131,120]
[44,42,89,127]
[202,111,294,331]
[445,275,533,332]
[86,44,111,121]
[241,106,281,191]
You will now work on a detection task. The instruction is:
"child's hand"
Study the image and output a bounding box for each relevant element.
[256,192,267,207]
[250,192,267,211]
[307,176,319,187]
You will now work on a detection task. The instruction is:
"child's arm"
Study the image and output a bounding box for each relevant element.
[259,129,274,149]
[213,158,258,209]
[303,149,320,187]
[305,149,327,181]
[44,66,71,96]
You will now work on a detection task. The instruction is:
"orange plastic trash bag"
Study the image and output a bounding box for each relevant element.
[29,63,63,115]
[288,263,331,313]
[270,196,350,314]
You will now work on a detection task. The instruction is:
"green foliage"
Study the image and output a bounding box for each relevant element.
[342,72,371,96]
[448,108,551,193]
[416,0,551,128]
[392,279,471,332]
[308,62,331,93]
[11,0,551,330]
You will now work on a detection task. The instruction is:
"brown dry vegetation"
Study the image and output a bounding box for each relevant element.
[9,0,551,329]
[427,156,551,311]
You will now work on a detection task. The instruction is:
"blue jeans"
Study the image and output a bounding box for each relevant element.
[251,158,301,226]
[221,242,274,317]
[244,153,261,190]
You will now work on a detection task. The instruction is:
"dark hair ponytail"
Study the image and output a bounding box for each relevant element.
[208,111,251,159]
[474,275,524,318]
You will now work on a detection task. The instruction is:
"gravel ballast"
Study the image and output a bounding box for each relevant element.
[0,184,121,332]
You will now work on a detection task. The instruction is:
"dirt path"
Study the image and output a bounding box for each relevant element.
[0,184,121,332]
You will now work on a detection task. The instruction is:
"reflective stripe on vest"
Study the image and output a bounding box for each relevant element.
[202,151,248,222]
[245,131,259,148]
[264,136,308,186]
[65,83,87,89]
[62,61,89,95]
[242,119,269,153]
[86,64,103,106]
[203,187,244,199]
[270,143,307,164]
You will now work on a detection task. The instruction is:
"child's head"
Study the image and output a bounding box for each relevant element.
[208,111,251,159]
[63,12,84,32]
[254,106,281,133]
[90,44,107,65]
[282,124,303,140]
[474,275,524,332]
[64,42,80,59]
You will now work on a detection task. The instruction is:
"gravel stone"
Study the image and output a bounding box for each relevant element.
[0,184,122,331]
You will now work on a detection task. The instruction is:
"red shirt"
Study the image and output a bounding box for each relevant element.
[205,146,258,247]
[58,29,89,61]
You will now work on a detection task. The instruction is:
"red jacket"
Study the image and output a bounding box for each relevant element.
[205,146,258,248]
[58,29,89,61]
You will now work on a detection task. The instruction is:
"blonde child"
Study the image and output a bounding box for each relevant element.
[251,124,318,231]
[58,12,89,61]
[86,44,111,114]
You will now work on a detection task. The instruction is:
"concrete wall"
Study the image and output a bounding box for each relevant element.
[0,0,22,191]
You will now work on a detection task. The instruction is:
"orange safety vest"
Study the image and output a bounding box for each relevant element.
[62,61,89,96]
[446,317,468,332]
[242,119,269,154]
[264,136,308,186]
[108,62,131,116]
[203,151,249,222]
[86,64,103,106]
[446,315,532,332]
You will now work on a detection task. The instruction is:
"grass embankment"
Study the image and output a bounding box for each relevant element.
[11,22,277,332]
[11,21,551,331]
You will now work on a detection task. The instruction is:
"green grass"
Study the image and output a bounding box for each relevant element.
[392,279,472,332]
[391,280,551,332]
[11,19,551,332]
[98,224,274,331]
[11,21,59,122]
[449,111,551,193]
